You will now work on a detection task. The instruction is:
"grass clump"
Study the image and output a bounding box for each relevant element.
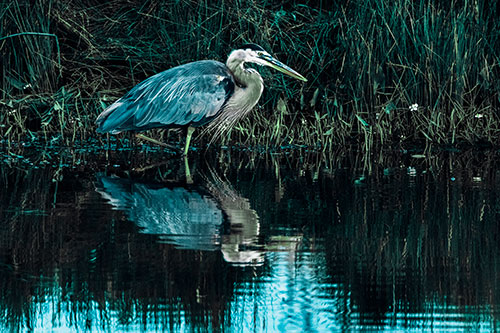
[1,0,499,151]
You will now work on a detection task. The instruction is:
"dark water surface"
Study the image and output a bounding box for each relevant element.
[1,145,499,331]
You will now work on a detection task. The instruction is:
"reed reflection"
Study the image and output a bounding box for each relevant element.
[95,166,264,266]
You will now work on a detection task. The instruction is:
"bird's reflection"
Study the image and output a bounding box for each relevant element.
[95,166,264,266]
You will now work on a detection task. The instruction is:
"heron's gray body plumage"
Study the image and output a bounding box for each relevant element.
[96,60,235,134]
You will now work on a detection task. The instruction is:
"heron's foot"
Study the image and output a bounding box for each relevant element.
[132,161,169,173]
[135,134,180,152]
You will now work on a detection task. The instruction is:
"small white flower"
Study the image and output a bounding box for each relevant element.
[409,103,419,111]
[474,114,484,119]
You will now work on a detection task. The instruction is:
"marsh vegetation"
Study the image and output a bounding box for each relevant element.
[1,0,499,151]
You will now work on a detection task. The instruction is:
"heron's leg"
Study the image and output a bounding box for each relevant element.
[184,155,193,184]
[184,126,195,156]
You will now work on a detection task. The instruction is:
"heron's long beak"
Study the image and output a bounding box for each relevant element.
[259,54,308,82]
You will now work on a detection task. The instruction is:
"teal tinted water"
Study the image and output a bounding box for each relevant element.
[0,147,499,331]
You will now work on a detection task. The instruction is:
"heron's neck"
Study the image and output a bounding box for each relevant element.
[207,57,264,137]
[226,56,261,86]
[226,59,263,108]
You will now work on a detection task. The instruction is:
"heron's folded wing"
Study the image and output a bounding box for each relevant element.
[97,60,234,133]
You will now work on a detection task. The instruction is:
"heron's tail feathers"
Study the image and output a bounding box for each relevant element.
[96,100,129,134]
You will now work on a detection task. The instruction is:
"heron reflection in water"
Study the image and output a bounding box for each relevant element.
[96,43,307,154]
[95,168,264,266]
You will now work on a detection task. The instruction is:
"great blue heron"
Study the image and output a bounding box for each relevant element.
[96,43,307,154]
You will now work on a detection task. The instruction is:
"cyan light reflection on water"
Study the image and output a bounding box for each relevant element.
[1,148,500,331]
[4,253,499,332]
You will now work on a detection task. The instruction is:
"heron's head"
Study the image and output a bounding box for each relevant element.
[228,43,307,82]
